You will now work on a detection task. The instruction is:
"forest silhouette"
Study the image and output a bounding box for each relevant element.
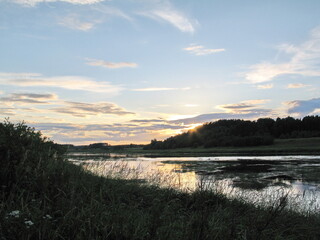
[145,116,320,149]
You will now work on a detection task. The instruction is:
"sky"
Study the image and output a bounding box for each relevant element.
[1,0,320,145]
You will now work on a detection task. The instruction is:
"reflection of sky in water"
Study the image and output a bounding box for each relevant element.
[134,155,320,162]
[68,154,320,213]
[292,180,318,192]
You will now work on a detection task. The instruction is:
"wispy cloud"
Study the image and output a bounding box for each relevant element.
[170,99,273,125]
[256,83,274,89]
[11,0,106,7]
[0,109,15,116]
[0,72,41,78]
[11,0,193,35]
[0,101,46,118]
[91,5,132,21]
[13,93,57,99]
[151,9,194,33]
[138,1,196,33]
[184,44,225,56]
[132,87,190,92]
[130,119,165,123]
[86,58,138,69]
[287,98,320,116]
[56,4,133,32]
[0,72,122,94]
[287,83,309,89]
[245,26,320,83]
[0,102,16,116]
[0,91,134,120]
[217,99,270,114]
[29,120,185,144]
[52,101,134,117]
[0,93,57,104]
[58,14,100,31]
[170,111,273,125]
[132,88,176,92]
[245,62,291,84]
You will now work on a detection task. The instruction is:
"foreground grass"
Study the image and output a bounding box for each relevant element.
[1,122,320,239]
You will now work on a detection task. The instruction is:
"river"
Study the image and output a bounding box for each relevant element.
[68,153,320,214]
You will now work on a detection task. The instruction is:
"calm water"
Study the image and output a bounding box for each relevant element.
[68,154,320,213]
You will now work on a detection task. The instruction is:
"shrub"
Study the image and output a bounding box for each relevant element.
[0,120,66,193]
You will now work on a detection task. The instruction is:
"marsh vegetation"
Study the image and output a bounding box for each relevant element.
[69,154,320,214]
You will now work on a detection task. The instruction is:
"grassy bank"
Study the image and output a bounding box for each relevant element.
[106,138,320,157]
[68,138,320,157]
[1,121,320,239]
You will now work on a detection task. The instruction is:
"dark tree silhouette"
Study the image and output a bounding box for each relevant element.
[144,116,320,149]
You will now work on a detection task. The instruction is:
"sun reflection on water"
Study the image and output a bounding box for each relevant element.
[69,154,320,214]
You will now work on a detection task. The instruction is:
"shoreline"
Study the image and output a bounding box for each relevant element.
[67,137,320,157]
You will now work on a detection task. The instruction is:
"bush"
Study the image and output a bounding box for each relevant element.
[0,120,66,192]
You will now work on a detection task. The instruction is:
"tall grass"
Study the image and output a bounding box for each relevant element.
[79,158,320,215]
[1,120,320,239]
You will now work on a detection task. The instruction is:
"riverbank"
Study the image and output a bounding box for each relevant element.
[138,138,320,156]
[69,137,320,157]
[1,122,320,239]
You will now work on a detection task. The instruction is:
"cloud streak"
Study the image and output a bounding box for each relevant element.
[184,44,225,56]
[52,101,135,117]
[245,26,320,83]
[91,5,132,21]
[151,9,194,33]
[132,87,190,92]
[138,1,196,33]
[11,0,106,7]
[29,120,186,144]
[0,91,134,119]
[0,93,57,104]
[170,111,273,125]
[287,98,320,116]
[58,5,132,31]
[217,99,270,113]
[171,99,273,125]
[11,0,195,35]
[0,103,16,116]
[0,72,122,94]
[86,59,138,69]
[256,84,273,89]
[58,14,99,31]
[287,83,309,89]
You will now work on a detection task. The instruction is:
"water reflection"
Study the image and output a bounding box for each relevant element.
[68,154,320,213]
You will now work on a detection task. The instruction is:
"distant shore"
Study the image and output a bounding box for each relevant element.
[68,137,320,157]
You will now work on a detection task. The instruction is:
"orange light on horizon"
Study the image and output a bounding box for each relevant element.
[186,123,202,130]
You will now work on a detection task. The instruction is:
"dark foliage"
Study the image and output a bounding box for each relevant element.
[89,143,109,148]
[0,120,66,193]
[144,116,320,149]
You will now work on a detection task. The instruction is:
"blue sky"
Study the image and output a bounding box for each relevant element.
[1,0,320,145]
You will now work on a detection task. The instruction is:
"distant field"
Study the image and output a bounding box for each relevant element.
[115,138,320,156]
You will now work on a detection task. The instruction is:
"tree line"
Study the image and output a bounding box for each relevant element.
[144,116,320,149]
